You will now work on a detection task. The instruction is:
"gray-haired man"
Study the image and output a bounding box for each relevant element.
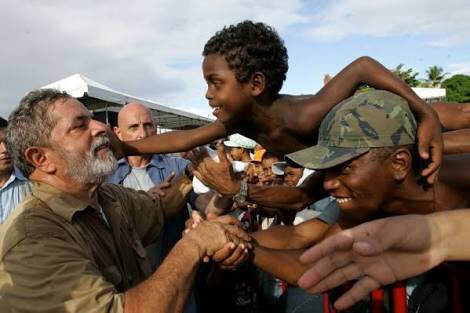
[0,89,249,313]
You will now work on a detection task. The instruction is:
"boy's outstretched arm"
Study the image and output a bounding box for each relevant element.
[114,120,228,158]
[300,56,442,183]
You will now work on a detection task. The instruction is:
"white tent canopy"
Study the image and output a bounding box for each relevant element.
[412,87,446,103]
[42,74,213,130]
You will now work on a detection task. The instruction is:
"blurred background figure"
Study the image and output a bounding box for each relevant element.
[223,133,257,162]
[0,116,31,224]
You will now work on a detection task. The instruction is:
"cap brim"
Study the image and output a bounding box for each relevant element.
[223,141,239,148]
[285,144,370,170]
[271,161,287,175]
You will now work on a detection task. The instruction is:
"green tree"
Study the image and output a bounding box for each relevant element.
[391,64,420,87]
[442,74,470,102]
[426,65,448,87]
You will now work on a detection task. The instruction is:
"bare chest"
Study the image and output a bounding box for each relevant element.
[250,127,316,158]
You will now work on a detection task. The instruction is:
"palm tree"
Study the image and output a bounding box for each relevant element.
[391,64,420,87]
[426,65,448,87]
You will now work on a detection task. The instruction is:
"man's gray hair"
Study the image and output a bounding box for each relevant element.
[7,89,71,177]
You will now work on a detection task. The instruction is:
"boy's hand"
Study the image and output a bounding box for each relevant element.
[409,99,442,184]
[406,95,444,184]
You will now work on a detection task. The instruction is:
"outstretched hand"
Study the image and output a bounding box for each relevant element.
[188,144,240,196]
[148,172,176,199]
[297,214,446,311]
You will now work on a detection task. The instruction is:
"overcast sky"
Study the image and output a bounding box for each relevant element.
[1,0,469,118]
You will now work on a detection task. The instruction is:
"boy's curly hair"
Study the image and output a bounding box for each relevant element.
[203,20,288,96]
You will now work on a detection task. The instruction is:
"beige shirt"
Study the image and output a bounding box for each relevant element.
[0,182,164,313]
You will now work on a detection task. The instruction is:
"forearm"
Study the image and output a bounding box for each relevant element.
[321,57,430,120]
[431,210,470,262]
[124,239,201,313]
[252,245,308,285]
[247,184,313,211]
[124,122,227,156]
[216,180,313,211]
[432,102,470,130]
[443,130,470,154]
[160,175,193,218]
[352,57,425,108]
[251,219,329,249]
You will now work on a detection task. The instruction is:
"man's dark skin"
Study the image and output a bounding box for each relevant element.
[189,138,470,285]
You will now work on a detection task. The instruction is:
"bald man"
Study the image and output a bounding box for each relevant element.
[107,103,197,313]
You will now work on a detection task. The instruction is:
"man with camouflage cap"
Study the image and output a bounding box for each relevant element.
[284,89,433,224]
[205,90,470,291]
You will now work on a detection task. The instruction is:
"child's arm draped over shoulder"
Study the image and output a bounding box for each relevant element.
[120,121,228,157]
[299,56,442,183]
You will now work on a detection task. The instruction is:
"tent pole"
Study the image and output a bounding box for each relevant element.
[105,103,109,125]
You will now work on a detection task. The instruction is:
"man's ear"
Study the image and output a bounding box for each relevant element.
[25,146,56,174]
[113,126,123,140]
[250,72,266,96]
[391,148,412,181]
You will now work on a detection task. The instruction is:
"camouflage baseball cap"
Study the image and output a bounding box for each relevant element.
[286,90,417,170]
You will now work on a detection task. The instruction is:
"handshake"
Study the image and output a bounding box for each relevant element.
[183,213,252,270]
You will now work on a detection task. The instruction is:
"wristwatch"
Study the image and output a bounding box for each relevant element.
[232,178,248,205]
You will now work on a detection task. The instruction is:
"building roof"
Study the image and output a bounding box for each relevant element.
[42,74,213,130]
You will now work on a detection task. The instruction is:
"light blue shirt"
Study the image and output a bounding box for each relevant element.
[0,168,32,223]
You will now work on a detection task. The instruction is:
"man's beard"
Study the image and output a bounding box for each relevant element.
[58,136,117,184]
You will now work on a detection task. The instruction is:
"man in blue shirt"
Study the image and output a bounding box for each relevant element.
[107,103,196,312]
[108,103,192,265]
[0,117,31,223]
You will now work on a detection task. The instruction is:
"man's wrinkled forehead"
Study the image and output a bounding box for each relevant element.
[50,98,92,132]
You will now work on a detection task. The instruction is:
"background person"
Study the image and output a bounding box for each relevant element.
[223,133,256,162]
[108,102,198,312]
[109,103,192,267]
[0,116,31,223]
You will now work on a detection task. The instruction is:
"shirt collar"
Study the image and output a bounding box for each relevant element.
[32,182,92,222]
[149,154,165,169]
[13,167,28,181]
[0,168,27,190]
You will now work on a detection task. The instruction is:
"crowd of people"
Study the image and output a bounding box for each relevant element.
[0,20,469,313]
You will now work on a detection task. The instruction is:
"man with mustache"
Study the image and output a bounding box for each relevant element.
[0,116,31,223]
[0,89,250,313]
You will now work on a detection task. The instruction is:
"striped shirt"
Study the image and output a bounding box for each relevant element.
[0,168,32,224]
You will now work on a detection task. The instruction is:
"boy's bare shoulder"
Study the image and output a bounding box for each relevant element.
[271,94,315,113]
[271,94,319,128]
